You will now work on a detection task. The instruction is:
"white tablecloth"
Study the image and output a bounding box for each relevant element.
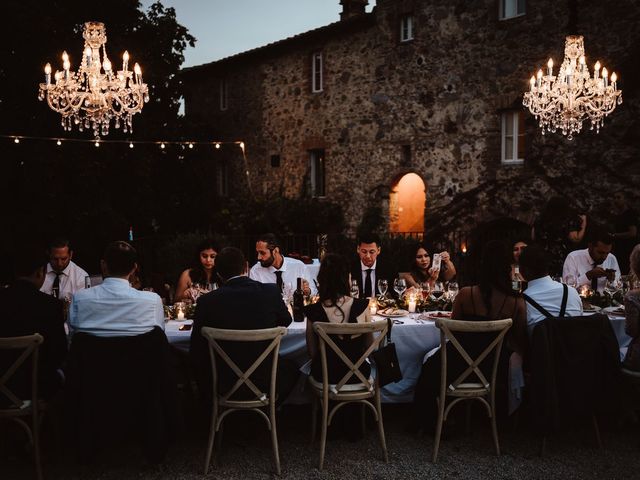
[165,313,631,404]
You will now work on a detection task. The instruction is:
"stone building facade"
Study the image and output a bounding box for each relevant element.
[181,0,640,239]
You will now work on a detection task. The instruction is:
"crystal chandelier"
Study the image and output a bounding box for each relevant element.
[523,35,622,140]
[38,22,149,138]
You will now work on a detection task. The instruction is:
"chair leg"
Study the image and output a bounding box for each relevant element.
[310,396,318,444]
[466,401,472,434]
[203,408,217,474]
[592,415,603,449]
[375,393,388,462]
[432,397,446,463]
[319,398,329,470]
[361,402,366,438]
[33,411,43,480]
[270,402,281,475]
[490,401,501,456]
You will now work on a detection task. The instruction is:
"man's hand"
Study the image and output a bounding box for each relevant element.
[586,267,608,280]
[302,279,311,296]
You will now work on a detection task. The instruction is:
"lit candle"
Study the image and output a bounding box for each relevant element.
[44,63,51,85]
[176,308,185,320]
[547,58,553,76]
[611,72,617,90]
[579,285,590,298]
[602,67,608,87]
[122,50,129,72]
[134,63,142,84]
[536,69,543,87]
[370,303,377,315]
[529,76,536,91]
[408,294,417,313]
[594,61,601,79]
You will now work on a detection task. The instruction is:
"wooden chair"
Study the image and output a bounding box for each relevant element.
[309,320,390,470]
[200,326,287,475]
[432,318,512,463]
[0,334,45,480]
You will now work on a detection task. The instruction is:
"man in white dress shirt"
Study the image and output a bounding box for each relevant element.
[40,238,89,300]
[249,233,315,296]
[562,228,620,293]
[521,245,583,333]
[69,241,165,337]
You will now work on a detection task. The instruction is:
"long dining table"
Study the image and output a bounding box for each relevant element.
[164,310,632,404]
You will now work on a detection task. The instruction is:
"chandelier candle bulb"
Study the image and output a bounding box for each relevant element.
[611,72,617,90]
[547,58,553,76]
[537,69,543,87]
[134,63,141,83]
[594,61,601,78]
[44,63,51,85]
[123,51,129,71]
[602,67,608,87]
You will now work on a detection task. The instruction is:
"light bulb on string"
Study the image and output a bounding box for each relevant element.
[14,137,20,144]
[56,139,62,146]
[129,142,134,149]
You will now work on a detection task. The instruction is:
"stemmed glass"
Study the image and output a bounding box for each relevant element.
[605,278,622,299]
[189,283,202,302]
[377,279,388,300]
[564,275,577,289]
[393,278,407,299]
[446,281,459,302]
[350,279,360,298]
[431,281,445,300]
[420,281,431,301]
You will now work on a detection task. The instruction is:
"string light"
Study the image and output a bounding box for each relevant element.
[215,142,221,149]
[188,142,194,149]
[14,137,20,144]
[160,143,165,149]
[129,142,134,148]
[94,141,100,147]
[56,139,62,146]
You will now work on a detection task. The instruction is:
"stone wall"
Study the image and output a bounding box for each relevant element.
[182,0,640,237]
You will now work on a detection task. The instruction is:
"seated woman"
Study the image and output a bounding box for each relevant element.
[623,244,640,371]
[412,240,527,432]
[402,243,457,290]
[174,239,219,302]
[511,239,528,276]
[305,253,373,384]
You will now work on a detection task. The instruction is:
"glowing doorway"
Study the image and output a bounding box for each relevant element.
[389,173,425,234]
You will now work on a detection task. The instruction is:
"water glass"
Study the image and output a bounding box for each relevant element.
[447,281,459,302]
[564,275,577,289]
[350,279,360,298]
[377,279,388,299]
[393,278,407,298]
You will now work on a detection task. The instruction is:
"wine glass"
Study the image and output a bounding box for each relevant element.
[189,283,202,302]
[564,274,577,289]
[393,278,407,298]
[420,281,431,301]
[377,279,388,299]
[432,281,445,300]
[446,281,459,302]
[350,279,360,298]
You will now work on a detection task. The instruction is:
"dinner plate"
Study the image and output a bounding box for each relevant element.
[427,311,452,319]
[378,309,409,318]
[603,305,625,315]
[583,305,602,313]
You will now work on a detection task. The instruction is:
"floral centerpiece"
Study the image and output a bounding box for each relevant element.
[378,292,453,313]
[164,302,196,320]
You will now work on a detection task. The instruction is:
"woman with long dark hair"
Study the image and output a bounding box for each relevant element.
[412,240,526,432]
[175,238,220,302]
[304,253,373,384]
[402,243,457,290]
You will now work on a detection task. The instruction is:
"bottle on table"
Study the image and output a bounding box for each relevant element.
[292,277,305,322]
[512,266,525,293]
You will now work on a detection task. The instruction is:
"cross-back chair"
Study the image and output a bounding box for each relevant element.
[432,318,512,463]
[309,320,390,470]
[200,326,287,475]
[0,334,45,480]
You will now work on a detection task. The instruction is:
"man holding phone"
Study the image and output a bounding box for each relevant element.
[562,227,621,293]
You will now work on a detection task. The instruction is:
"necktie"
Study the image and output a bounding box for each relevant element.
[52,272,61,298]
[274,270,284,292]
[591,262,599,291]
[364,269,372,298]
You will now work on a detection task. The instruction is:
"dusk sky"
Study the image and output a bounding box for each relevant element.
[140,1,374,68]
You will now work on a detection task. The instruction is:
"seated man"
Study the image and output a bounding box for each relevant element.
[562,228,621,293]
[249,233,316,296]
[520,245,583,333]
[350,233,398,298]
[68,241,164,337]
[0,243,67,401]
[191,247,297,403]
[40,238,89,300]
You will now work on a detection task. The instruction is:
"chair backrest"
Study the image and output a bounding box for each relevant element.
[200,326,287,404]
[435,318,512,393]
[313,320,389,393]
[0,334,43,409]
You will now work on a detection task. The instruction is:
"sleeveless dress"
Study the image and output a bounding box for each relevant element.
[305,297,371,384]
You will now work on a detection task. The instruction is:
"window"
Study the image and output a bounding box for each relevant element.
[400,15,414,42]
[501,111,525,165]
[401,144,412,166]
[270,154,281,168]
[215,161,228,196]
[499,0,525,20]
[309,149,325,197]
[311,52,323,93]
[219,78,228,111]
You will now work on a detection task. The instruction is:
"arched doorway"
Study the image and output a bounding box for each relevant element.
[389,173,426,234]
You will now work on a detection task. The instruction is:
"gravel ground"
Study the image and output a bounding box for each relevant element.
[3,400,639,480]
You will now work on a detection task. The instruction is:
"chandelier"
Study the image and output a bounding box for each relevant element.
[523,35,622,140]
[38,22,149,138]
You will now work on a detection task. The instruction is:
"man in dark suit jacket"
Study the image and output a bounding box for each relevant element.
[0,244,67,403]
[190,247,295,404]
[351,233,398,298]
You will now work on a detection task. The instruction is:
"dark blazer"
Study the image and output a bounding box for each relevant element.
[0,280,67,401]
[190,276,292,398]
[529,314,623,434]
[350,257,398,298]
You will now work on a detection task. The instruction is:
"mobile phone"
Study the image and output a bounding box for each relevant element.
[393,319,404,324]
[178,324,192,331]
[431,253,442,271]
